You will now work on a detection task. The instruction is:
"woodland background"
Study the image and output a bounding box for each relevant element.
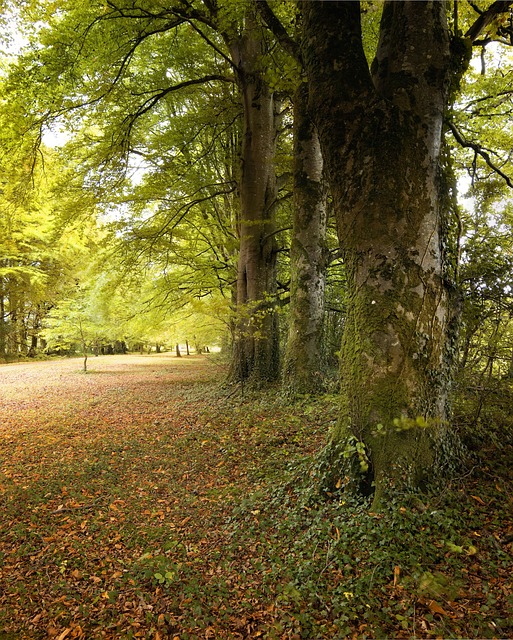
[1,1,513,637]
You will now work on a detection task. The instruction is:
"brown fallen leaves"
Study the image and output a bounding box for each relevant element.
[0,355,325,638]
[1,354,512,639]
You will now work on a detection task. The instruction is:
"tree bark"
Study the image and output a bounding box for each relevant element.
[283,82,328,394]
[227,9,280,386]
[302,1,454,505]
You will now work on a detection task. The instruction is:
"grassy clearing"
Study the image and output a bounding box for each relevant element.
[0,354,512,639]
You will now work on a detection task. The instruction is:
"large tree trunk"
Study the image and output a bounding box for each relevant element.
[283,83,327,394]
[227,10,280,386]
[302,1,455,505]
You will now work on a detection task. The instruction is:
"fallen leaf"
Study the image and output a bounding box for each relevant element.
[428,600,449,616]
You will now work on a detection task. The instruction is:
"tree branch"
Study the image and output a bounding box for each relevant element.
[182,19,237,70]
[168,2,217,30]
[253,0,301,63]
[446,120,513,188]
[463,89,513,108]
[466,0,513,43]
[121,75,235,145]
[468,1,484,15]
[301,1,373,108]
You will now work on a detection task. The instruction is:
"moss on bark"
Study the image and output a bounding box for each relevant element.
[302,1,454,507]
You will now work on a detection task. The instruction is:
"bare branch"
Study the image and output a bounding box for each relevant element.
[446,120,513,188]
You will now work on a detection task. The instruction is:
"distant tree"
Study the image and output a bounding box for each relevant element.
[0,107,95,359]
[43,292,97,371]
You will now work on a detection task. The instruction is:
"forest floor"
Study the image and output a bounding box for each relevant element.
[0,354,512,640]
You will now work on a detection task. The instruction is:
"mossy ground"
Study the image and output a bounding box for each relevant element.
[0,354,511,638]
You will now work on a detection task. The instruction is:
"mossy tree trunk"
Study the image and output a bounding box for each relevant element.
[227,10,280,386]
[302,1,455,504]
[283,83,328,395]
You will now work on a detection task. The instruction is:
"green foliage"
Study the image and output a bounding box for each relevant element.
[0,130,95,357]
[43,288,97,349]
[341,434,370,473]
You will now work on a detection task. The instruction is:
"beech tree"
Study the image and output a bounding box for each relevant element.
[282,82,328,394]
[5,0,289,385]
[254,1,330,394]
[299,1,513,503]
[202,2,283,385]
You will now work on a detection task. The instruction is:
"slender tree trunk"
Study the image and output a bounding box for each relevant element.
[226,9,280,387]
[7,291,18,355]
[283,83,328,394]
[28,334,37,357]
[79,321,87,372]
[302,1,455,505]
[0,285,6,358]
